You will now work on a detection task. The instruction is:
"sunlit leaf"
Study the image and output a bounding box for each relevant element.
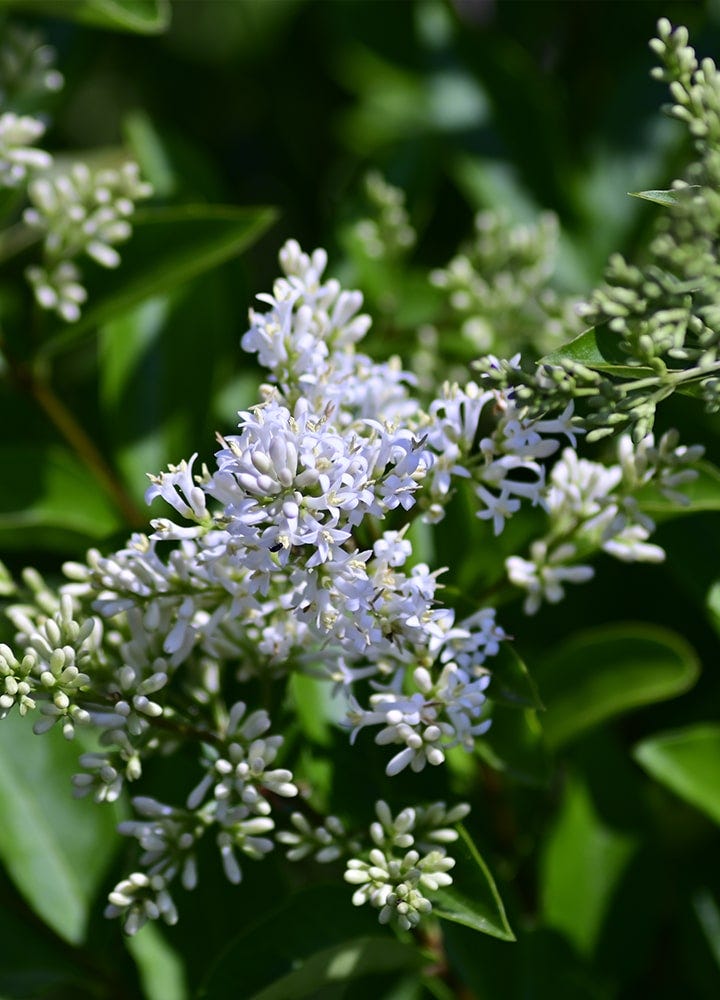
[633,724,720,826]
[541,324,654,378]
[541,775,638,955]
[126,922,188,1000]
[0,713,121,945]
[535,624,699,749]
[628,187,700,207]
[0,0,171,34]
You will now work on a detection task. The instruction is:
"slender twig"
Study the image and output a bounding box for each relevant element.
[12,359,145,527]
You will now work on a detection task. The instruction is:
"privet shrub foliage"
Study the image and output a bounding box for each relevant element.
[0,3,719,999]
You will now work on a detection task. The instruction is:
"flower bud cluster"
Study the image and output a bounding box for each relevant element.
[0,111,51,187]
[351,171,416,261]
[431,209,581,357]
[344,800,468,930]
[1,592,99,737]
[103,701,297,934]
[24,161,152,321]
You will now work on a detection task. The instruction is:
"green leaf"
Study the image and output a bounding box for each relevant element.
[628,187,700,208]
[126,922,188,1000]
[489,643,543,710]
[288,673,337,746]
[535,624,700,750]
[0,444,122,550]
[476,706,552,787]
[627,188,682,207]
[199,884,384,999]
[692,888,720,972]
[0,889,88,998]
[124,110,177,198]
[541,324,655,378]
[0,713,121,945]
[249,937,422,1000]
[541,775,638,955]
[636,460,720,517]
[633,724,720,826]
[433,825,514,941]
[0,0,171,34]
[40,204,278,360]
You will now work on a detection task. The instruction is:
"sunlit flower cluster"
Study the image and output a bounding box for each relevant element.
[0,236,702,934]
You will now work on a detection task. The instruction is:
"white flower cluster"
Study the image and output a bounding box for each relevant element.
[0,110,51,187]
[104,701,297,934]
[506,431,703,613]
[344,800,469,930]
[24,161,152,321]
[0,239,700,935]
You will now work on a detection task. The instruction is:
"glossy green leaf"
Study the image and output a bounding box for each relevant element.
[126,922,188,1000]
[541,324,654,378]
[433,825,514,940]
[0,713,121,945]
[0,0,171,34]
[40,204,278,359]
[633,724,720,826]
[0,444,122,550]
[535,624,699,750]
[489,643,543,710]
[250,937,422,1000]
[541,775,638,955]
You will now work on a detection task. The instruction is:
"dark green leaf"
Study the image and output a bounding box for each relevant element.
[0,713,122,944]
[40,205,278,359]
[535,623,700,750]
[540,774,638,955]
[633,724,720,826]
[0,0,171,34]
[199,884,384,999]
[477,705,552,787]
[433,825,514,940]
[249,937,422,1000]
[489,643,543,710]
[0,444,122,550]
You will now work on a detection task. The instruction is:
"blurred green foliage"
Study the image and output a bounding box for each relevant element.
[0,2,719,998]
